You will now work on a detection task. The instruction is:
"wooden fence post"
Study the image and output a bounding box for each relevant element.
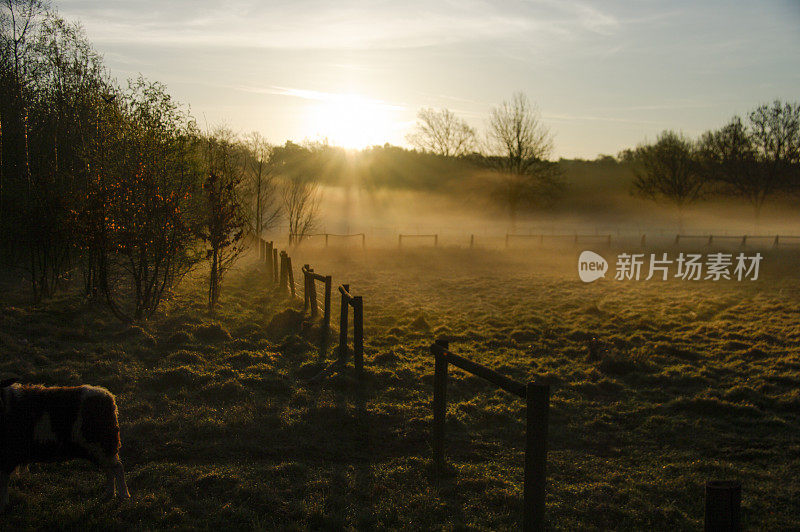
[470,234,474,248]
[433,339,449,478]
[362,233,366,249]
[398,234,403,249]
[325,233,329,247]
[434,234,438,247]
[272,248,279,284]
[266,241,274,278]
[353,296,363,377]
[287,256,295,297]
[309,269,318,316]
[641,234,646,248]
[279,251,287,293]
[302,265,310,312]
[523,383,550,532]
[704,480,741,532]
[505,234,509,248]
[323,276,332,331]
[338,284,350,362]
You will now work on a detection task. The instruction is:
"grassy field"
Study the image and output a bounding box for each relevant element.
[1,246,799,530]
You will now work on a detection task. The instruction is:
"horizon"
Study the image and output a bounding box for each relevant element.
[55,0,800,158]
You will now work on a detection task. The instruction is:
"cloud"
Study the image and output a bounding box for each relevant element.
[233,85,406,111]
[57,0,620,51]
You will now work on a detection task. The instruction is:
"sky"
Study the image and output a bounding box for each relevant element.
[55,0,800,158]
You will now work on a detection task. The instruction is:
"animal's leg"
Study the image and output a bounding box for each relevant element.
[103,464,116,500]
[113,458,130,499]
[0,469,10,513]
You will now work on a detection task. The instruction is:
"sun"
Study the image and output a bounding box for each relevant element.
[305,93,397,149]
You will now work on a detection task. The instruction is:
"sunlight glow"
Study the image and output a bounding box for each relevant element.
[303,93,401,149]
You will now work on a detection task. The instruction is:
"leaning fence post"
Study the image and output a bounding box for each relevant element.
[338,284,350,362]
[266,241,274,278]
[323,276,332,331]
[523,383,550,532]
[353,296,364,377]
[272,248,279,284]
[279,251,288,293]
[432,339,449,478]
[302,265,310,312]
[309,268,318,316]
[287,256,295,297]
[704,480,741,532]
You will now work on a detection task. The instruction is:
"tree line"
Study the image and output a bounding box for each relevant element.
[406,97,800,231]
[3,0,797,318]
[622,102,800,230]
[0,0,318,316]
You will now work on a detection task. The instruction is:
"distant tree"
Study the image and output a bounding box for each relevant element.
[407,107,476,157]
[749,100,800,194]
[632,131,704,232]
[485,92,561,228]
[282,174,319,246]
[270,141,321,245]
[199,129,249,313]
[487,93,553,174]
[243,131,280,237]
[699,116,771,222]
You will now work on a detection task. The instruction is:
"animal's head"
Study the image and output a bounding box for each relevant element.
[0,378,19,410]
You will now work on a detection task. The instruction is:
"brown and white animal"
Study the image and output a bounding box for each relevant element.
[0,378,130,511]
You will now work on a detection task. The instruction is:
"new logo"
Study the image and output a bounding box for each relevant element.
[578,250,608,283]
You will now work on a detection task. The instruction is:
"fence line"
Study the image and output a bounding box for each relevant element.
[431,339,550,531]
[264,232,800,250]
[291,232,366,248]
[257,237,749,528]
[310,283,365,382]
[257,238,299,298]
[398,233,438,248]
[301,264,332,330]
[506,233,612,248]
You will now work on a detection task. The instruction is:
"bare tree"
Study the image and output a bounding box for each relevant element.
[487,92,553,174]
[282,174,319,246]
[406,107,476,157]
[243,131,280,237]
[485,92,561,228]
[633,130,704,232]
